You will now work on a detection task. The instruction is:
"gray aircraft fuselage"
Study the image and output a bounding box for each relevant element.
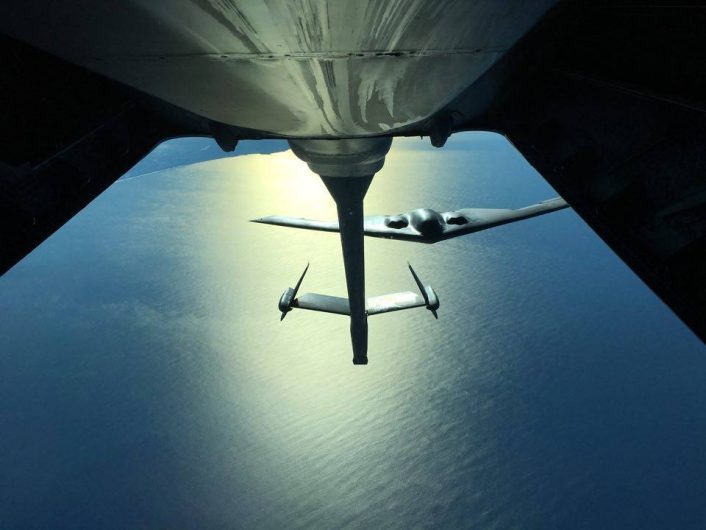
[0,0,555,138]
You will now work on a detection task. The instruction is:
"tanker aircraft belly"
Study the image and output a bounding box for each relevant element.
[0,0,556,137]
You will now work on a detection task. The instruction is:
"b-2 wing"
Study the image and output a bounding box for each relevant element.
[253,197,568,244]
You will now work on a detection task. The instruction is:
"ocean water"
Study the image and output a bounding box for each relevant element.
[1,134,705,529]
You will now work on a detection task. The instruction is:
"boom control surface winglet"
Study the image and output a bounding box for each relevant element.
[408,263,440,319]
[277,263,441,319]
[278,262,309,321]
